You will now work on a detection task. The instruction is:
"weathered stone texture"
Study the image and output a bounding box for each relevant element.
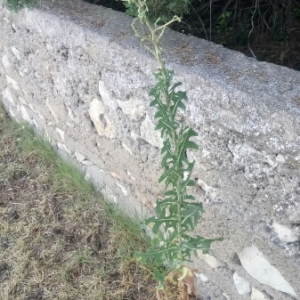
[0,0,299,299]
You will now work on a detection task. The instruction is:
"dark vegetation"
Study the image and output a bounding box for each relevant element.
[84,0,300,70]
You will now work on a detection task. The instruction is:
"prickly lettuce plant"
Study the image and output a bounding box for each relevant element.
[124,0,221,296]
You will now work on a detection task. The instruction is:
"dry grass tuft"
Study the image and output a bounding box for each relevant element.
[0,104,179,300]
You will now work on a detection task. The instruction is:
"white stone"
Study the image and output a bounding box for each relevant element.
[82,160,93,166]
[102,115,116,138]
[130,131,139,140]
[20,105,31,123]
[127,170,136,181]
[55,128,65,141]
[276,154,285,163]
[98,80,118,110]
[117,96,145,120]
[19,97,27,105]
[75,152,86,163]
[111,172,121,179]
[32,119,39,129]
[89,98,105,115]
[251,287,267,300]
[46,43,53,51]
[11,46,21,60]
[19,68,29,77]
[116,182,128,196]
[140,114,163,148]
[57,142,72,155]
[2,87,15,105]
[197,178,219,202]
[122,141,133,155]
[8,107,16,119]
[273,222,299,243]
[223,293,230,300]
[198,252,226,269]
[2,54,10,68]
[238,246,297,298]
[88,98,116,138]
[84,172,92,181]
[195,273,209,283]
[6,75,19,90]
[233,272,251,295]
[66,105,75,121]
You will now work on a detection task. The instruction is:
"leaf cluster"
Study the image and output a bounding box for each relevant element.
[124,0,191,24]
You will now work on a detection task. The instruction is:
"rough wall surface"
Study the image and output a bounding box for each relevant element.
[0,0,299,299]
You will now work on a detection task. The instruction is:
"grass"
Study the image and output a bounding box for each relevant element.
[0,103,180,300]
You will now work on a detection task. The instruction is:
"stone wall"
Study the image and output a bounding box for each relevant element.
[0,0,299,299]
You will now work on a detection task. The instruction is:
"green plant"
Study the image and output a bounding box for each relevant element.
[3,0,39,11]
[216,11,233,45]
[125,0,221,296]
[124,0,192,24]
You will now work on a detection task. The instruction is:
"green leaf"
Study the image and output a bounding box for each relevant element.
[185,141,199,150]
[176,128,199,165]
[152,237,161,247]
[158,168,170,183]
[154,268,165,289]
[164,190,177,196]
[186,179,196,186]
[185,195,195,200]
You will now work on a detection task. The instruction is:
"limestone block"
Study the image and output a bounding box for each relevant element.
[88,98,116,138]
[233,272,251,295]
[117,96,145,120]
[238,246,297,298]
[140,114,163,148]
